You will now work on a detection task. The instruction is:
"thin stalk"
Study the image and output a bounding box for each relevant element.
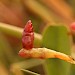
[21,69,40,75]
[11,59,43,75]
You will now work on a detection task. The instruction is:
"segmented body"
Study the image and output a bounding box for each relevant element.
[22,20,34,50]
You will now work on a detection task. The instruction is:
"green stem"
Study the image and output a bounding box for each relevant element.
[0,23,23,38]
[0,22,42,47]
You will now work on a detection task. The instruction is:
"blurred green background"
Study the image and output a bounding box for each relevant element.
[0,0,75,75]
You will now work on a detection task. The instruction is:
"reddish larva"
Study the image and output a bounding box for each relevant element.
[22,20,34,50]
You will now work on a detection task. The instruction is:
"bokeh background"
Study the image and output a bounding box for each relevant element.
[0,0,75,75]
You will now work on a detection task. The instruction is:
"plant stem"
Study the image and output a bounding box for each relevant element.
[0,22,42,47]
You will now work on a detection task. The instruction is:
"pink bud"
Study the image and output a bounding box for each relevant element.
[70,22,75,30]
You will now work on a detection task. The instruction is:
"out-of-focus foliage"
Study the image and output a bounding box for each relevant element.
[0,0,75,75]
[42,26,70,75]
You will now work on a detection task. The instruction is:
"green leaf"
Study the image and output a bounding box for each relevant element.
[42,25,71,75]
